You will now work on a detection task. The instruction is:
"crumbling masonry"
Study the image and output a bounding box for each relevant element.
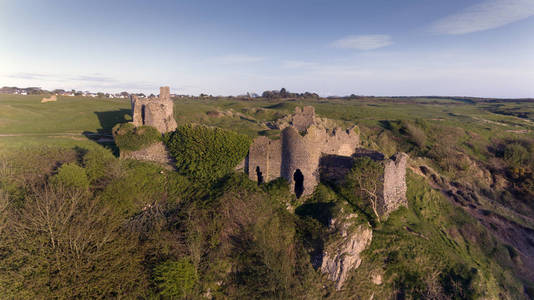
[131,86,177,133]
[244,106,408,217]
[119,87,177,168]
[245,106,359,198]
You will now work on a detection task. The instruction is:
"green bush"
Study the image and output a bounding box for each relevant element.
[164,125,251,181]
[113,123,162,151]
[101,161,166,216]
[82,147,119,184]
[50,163,89,190]
[153,258,198,299]
[503,142,529,167]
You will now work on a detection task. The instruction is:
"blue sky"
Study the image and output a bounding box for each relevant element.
[1,0,533,97]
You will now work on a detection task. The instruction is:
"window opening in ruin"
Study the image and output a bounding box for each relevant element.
[294,169,304,198]
[256,166,264,185]
[141,105,146,124]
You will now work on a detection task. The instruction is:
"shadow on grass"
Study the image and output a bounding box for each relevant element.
[81,108,132,156]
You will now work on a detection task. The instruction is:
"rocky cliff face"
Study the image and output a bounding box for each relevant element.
[319,213,373,290]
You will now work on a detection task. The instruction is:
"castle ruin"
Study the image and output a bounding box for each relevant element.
[131,86,177,133]
[244,106,408,218]
[122,94,408,218]
[245,106,360,198]
[117,87,177,168]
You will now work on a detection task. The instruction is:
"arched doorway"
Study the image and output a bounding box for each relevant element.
[293,169,304,198]
[256,166,264,185]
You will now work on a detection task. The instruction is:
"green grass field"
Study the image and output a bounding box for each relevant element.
[1,94,533,152]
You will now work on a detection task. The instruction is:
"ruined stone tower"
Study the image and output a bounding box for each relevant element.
[245,106,360,197]
[131,86,177,133]
[379,152,408,217]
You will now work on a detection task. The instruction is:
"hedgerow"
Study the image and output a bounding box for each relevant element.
[113,123,161,151]
[164,125,251,181]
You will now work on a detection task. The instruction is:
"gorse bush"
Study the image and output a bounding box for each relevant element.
[101,160,167,216]
[154,258,198,298]
[164,125,251,181]
[82,147,120,185]
[50,163,89,190]
[113,123,162,151]
[503,142,530,168]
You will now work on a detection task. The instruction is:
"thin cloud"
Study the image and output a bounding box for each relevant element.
[331,34,393,50]
[281,60,319,69]
[8,72,51,80]
[71,74,118,82]
[2,71,156,92]
[431,0,534,35]
[214,54,265,64]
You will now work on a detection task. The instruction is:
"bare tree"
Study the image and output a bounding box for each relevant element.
[0,184,148,298]
[348,156,383,223]
[0,189,8,234]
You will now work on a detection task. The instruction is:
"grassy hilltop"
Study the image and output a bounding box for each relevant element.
[1,93,534,298]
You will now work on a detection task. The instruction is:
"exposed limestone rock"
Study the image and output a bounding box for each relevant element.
[120,142,175,170]
[41,95,57,103]
[131,87,177,133]
[371,273,383,285]
[320,213,372,290]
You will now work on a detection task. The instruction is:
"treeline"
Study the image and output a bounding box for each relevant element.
[261,88,319,99]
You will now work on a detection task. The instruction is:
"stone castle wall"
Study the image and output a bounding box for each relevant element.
[378,153,409,217]
[120,142,175,170]
[131,86,177,134]
[292,106,316,132]
[118,87,177,167]
[246,106,360,197]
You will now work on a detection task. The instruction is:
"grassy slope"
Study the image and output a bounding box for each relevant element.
[2,94,534,297]
[0,94,130,150]
[339,172,523,299]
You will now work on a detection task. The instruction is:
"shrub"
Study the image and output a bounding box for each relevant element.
[49,163,89,190]
[153,258,198,298]
[263,177,292,204]
[82,147,120,184]
[0,185,148,298]
[113,123,162,151]
[101,161,166,216]
[403,121,426,148]
[503,142,529,168]
[164,125,251,181]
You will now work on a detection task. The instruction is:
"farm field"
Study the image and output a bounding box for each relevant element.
[1,94,532,150]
